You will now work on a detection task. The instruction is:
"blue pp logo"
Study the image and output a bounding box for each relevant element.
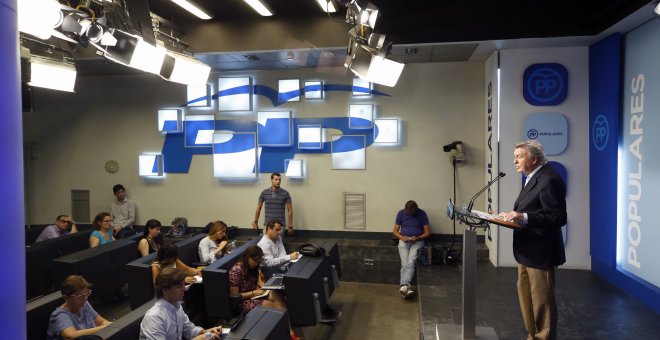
[527,129,539,139]
[592,114,609,151]
[523,63,568,106]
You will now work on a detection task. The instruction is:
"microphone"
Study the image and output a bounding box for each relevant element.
[466,172,506,213]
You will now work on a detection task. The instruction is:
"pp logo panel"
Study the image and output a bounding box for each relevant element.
[278,79,300,102]
[184,114,215,148]
[257,111,292,146]
[349,104,374,129]
[213,132,257,178]
[374,118,399,144]
[138,154,163,177]
[218,77,252,112]
[522,112,568,156]
[298,125,323,149]
[158,109,182,133]
[331,135,366,170]
[523,63,568,106]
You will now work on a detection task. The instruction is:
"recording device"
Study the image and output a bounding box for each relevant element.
[466,172,506,213]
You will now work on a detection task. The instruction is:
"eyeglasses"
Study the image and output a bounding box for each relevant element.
[102,219,113,223]
[71,289,92,300]
[58,220,73,225]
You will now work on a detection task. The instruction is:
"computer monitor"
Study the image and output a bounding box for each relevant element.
[225,306,289,340]
[283,256,327,327]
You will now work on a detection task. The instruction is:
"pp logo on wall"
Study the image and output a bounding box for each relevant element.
[523,63,568,106]
[523,112,568,155]
[592,114,609,151]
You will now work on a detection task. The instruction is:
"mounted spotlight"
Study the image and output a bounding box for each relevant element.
[17,0,63,40]
[345,0,379,29]
[655,1,660,16]
[443,141,464,163]
[21,47,77,93]
[160,52,211,87]
[99,30,166,75]
[345,43,403,87]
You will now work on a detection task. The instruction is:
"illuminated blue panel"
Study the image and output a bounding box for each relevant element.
[285,159,304,178]
[349,104,373,129]
[213,132,257,178]
[331,135,366,170]
[374,118,399,144]
[139,154,163,177]
[298,124,322,149]
[279,79,300,102]
[158,109,182,133]
[218,77,252,111]
[187,84,212,107]
[257,111,292,146]
[352,78,372,96]
[304,81,323,99]
[184,114,215,148]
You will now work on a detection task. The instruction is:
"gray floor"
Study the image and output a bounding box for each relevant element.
[418,260,660,340]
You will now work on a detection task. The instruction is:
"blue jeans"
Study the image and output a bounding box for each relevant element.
[398,239,424,286]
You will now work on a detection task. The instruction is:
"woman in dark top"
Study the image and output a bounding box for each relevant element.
[229,246,299,340]
[151,244,198,285]
[138,219,163,257]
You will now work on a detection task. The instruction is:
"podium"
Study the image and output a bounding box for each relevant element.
[434,208,520,339]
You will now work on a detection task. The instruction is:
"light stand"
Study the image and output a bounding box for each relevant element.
[443,141,463,264]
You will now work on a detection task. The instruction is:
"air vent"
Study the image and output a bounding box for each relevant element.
[71,190,90,223]
[344,193,366,230]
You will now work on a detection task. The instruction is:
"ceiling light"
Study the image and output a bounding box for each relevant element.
[315,0,337,13]
[26,56,77,92]
[168,0,213,20]
[242,0,274,16]
[101,30,166,74]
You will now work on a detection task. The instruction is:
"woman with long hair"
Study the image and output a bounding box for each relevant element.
[151,244,198,285]
[138,219,163,257]
[89,212,114,248]
[198,220,229,263]
[229,246,299,340]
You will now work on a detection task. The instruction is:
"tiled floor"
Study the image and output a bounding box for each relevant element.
[418,261,660,340]
[302,281,421,340]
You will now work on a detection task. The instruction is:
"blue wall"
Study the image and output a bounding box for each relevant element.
[589,32,660,314]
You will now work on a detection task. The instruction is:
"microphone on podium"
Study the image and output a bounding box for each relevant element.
[466,172,506,213]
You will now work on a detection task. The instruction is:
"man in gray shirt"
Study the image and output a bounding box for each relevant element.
[252,173,294,235]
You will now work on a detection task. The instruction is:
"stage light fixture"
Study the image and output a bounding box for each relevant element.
[346,44,403,87]
[345,0,379,29]
[655,2,660,16]
[17,0,63,40]
[160,53,211,87]
[101,30,166,75]
[242,0,274,16]
[26,56,77,93]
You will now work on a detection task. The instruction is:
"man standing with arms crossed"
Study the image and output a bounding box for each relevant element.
[252,173,294,235]
[499,140,566,340]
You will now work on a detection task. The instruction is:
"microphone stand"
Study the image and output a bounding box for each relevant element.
[466,172,506,213]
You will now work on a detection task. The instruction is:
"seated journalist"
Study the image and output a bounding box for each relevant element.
[140,267,222,340]
[46,275,112,340]
[36,214,78,243]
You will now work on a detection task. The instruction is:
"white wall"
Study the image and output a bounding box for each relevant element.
[23,62,486,234]
[497,47,591,269]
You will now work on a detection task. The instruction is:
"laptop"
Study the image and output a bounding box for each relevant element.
[262,274,285,290]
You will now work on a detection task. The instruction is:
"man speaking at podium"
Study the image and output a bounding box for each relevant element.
[499,140,566,340]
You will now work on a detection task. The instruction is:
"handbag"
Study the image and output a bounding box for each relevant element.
[298,243,324,257]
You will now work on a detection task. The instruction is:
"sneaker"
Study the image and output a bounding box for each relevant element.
[399,285,409,297]
[405,288,416,299]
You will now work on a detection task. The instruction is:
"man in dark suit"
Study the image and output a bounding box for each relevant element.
[500,140,566,340]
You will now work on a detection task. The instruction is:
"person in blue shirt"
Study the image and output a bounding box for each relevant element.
[393,200,431,298]
[139,267,222,340]
[46,275,112,340]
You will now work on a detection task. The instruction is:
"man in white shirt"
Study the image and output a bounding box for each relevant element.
[110,184,136,239]
[140,267,221,340]
[257,220,299,279]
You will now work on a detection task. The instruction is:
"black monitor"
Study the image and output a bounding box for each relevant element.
[225,306,289,340]
[283,256,327,327]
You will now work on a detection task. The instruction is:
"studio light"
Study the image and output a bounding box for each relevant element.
[101,30,166,75]
[168,0,213,20]
[242,0,274,16]
[160,53,211,87]
[345,0,379,29]
[346,44,403,87]
[315,0,337,13]
[17,0,63,40]
[655,2,660,16]
[26,56,77,93]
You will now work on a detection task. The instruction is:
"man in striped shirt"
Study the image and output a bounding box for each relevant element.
[252,173,294,235]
